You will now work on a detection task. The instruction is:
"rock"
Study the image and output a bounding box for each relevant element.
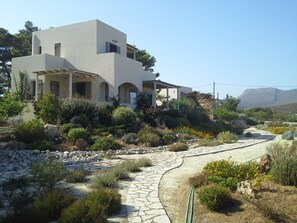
[237,180,255,198]
[75,139,89,151]
[282,130,294,140]
[44,124,60,139]
[5,141,27,150]
[258,153,272,173]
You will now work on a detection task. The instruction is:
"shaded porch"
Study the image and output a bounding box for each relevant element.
[33,69,99,100]
[143,80,181,110]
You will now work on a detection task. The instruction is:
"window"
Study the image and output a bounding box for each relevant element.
[38,46,42,54]
[54,43,61,56]
[106,42,120,54]
[50,81,59,96]
[129,91,137,104]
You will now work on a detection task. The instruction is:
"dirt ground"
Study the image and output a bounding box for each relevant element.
[159,134,297,223]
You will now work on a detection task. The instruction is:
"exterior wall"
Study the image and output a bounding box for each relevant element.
[12,19,156,104]
[11,54,65,92]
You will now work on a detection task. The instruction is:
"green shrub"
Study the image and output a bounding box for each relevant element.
[168,142,188,152]
[85,188,121,215]
[98,103,114,125]
[213,107,239,121]
[121,160,141,173]
[92,170,118,188]
[67,128,88,143]
[7,115,24,128]
[136,157,153,167]
[121,132,138,144]
[199,184,231,211]
[69,114,91,128]
[160,109,183,119]
[111,106,138,130]
[139,132,161,147]
[245,132,252,137]
[268,141,297,186]
[0,208,50,223]
[33,189,75,220]
[203,160,259,189]
[66,169,88,183]
[175,117,191,126]
[14,119,45,143]
[270,157,297,186]
[196,139,222,147]
[217,131,238,143]
[111,166,130,180]
[90,137,122,151]
[268,127,295,134]
[186,109,209,126]
[162,133,175,145]
[34,94,61,124]
[30,140,54,151]
[31,159,67,189]
[59,199,107,223]
[60,123,76,135]
[159,115,179,129]
[0,93,26,119]
[60,97,99,125]
[281,130,295,140]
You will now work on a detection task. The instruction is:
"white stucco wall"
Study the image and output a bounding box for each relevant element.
[12,19,157,103]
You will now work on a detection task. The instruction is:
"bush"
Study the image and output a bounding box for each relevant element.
[0,93,26,119]
[98,103,114,125]
[268,141,297,186]
[60,97,99,125]
[67,128,88,143]
[121,132,138,144]
[92,170,118,188]
[168,142,188,152]
[188,173,208,188]
[85,188,121,215]
[138,132,161,147]
[121,160,141,173]
[213,107,238,121]
[203,160,259,189]
[111,106,138,129]
[30,140,54,151]
[175,117,191,127]
[186,109,209,126]
[217,131,238,143]
[268,127,295,134]
[33,189,75,221]
[60,123,76,135]
[245,132,252,137]
[31,159,67,189]
[270,157,297,186]
[0,208,50,223]
[70,114,91,128]
[162,133,175,144]
[111,166,130,180]
[90,137,122,151]
[66,169,88,183]
[7,115,24,128]
[136,157,153,167]
[159,115,179,129]
[196,139,222,147]
[199,184,231,211]
[14,119,45,143]
[281,130,295,140]
[34,94,61,124]
[59,199,107,223]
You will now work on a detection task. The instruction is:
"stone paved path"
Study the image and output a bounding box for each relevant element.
[124,133,274,223]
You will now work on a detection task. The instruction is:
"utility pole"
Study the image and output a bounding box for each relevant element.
[213,81,216,109]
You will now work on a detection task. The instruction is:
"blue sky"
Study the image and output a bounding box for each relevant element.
[2,0,297,98]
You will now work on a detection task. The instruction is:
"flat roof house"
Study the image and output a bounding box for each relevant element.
[12,19,182,109]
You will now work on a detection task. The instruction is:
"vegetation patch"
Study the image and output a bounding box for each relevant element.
[168,142,188,152]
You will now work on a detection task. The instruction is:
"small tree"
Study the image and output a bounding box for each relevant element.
[0,93,26,118]
[14,71,31,100]
[35,93,61,124]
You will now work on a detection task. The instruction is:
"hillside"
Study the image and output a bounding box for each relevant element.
[238,88,297,109]
[270,103,297,114]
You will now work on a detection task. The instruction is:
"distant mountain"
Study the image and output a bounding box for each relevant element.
[238,88,297,109]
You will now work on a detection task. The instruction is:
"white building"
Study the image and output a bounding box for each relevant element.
[12,19,181,109]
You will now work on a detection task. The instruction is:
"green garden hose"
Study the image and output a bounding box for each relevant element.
[185,186,195,223]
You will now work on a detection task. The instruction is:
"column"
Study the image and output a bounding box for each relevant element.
[153,82,156,109]
[35,74,39,101]
[177,88,180,110]
[166,87,169,110]
[69,72,73,99]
